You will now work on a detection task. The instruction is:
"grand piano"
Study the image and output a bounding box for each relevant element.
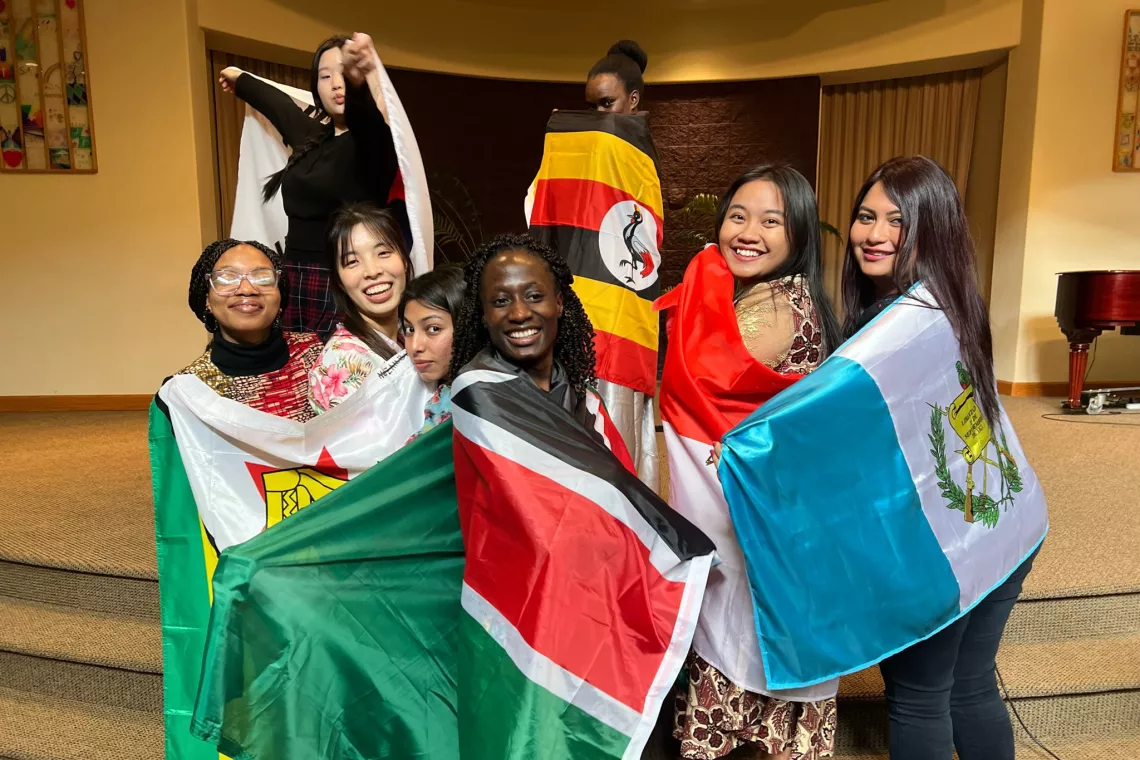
[1055,270,1140,409]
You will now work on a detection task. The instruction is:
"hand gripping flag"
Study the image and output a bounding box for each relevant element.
[654,245,837,701]
[450,349,716,759]
[230,52,434,275]
[525,110,663,488]
[149,354,429,760]
[718,285,1049,689]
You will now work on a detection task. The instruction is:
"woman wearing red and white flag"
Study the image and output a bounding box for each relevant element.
[660,165,842,760]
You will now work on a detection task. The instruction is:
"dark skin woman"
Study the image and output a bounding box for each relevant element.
[585,40,648,114]
[450,234,596,395]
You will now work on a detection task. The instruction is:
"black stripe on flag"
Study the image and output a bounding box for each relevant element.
[530,224,660,302]
[546,110,660,172]
[452,363,714,562]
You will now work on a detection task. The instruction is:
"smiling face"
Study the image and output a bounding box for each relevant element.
[585,73,638,113]
[336,222,408,339]
[850,181,903,295]
[206,244,281,345]
[480,250,563,389]
[316,46,345,117]
[717,179,791,283]
[402,299,455,385]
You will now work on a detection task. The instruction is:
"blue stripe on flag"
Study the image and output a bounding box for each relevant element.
[719,356,962,689]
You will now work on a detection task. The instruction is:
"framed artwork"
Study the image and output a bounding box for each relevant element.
[0,0,96,173]
[1113,9,1140,171]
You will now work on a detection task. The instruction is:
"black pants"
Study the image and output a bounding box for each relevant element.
[878,548,1038,760]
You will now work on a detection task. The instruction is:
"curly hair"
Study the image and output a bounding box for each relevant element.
[448,233,596,394]
[188,238,287,333]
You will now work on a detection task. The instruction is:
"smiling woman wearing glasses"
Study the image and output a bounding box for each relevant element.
[169,238,324,422]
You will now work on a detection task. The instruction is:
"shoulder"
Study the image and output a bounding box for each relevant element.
[285,331,325,369]
[173,346,231,396]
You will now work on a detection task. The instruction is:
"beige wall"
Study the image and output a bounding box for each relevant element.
[3,0,1029,398]
[992,0,1140,385]
[199,0,1021,83]
[0,0,216,396]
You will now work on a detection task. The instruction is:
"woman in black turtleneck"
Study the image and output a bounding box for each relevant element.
[171,238,323,422]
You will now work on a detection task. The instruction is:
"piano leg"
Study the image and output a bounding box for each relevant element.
[1064,341,1091,409]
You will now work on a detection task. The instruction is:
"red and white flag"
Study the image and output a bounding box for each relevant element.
[655,245,838,700]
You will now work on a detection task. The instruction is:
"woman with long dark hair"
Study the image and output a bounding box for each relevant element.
[666,164,841,760]
[399,264,466,437]
[841,155,1036,760]
[218,33,400,336]
[308,203,413,413]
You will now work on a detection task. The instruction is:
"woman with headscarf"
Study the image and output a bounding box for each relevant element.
[175,238,322,422]
[218,33,401,336]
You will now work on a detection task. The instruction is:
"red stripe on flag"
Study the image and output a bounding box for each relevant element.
[595,330,657,396]
[656,247,803,444]
[531,178,664,246]
[598,399,636,474]
[454,432,686,713]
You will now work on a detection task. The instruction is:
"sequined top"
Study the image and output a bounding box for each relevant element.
[734,275,824,374]
[177,332,324,422]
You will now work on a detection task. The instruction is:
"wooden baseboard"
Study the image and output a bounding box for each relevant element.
[997,380,1140,397]
[0,394,153,412]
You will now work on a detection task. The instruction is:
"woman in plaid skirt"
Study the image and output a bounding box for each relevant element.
[219,32,405,336]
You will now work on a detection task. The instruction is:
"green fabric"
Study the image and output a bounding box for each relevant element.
[190,421,464,760]
[458,615,630,760]
[148,401,222,760]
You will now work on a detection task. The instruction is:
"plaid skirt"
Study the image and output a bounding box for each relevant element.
[281,260,338,336]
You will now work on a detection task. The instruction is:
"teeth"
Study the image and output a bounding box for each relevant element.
[364,283,392,295]
[508,328,539,338]
[735,248,763,258]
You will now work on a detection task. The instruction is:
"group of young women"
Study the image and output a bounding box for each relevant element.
[170,31,1031,760]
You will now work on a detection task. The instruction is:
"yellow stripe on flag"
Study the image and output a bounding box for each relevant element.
[536,131,663,218]
[573,276,658,351]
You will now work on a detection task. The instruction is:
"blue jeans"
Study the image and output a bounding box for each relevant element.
[878,548,1038,760]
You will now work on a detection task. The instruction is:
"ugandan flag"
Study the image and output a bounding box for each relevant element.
[451,349,715,758]
[526,110,663,396]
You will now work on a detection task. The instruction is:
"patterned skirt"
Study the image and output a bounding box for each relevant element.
[673,653,836,759]
[281,260,338,336]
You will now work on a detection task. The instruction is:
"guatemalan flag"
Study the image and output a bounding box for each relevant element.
[719,283,1049,690]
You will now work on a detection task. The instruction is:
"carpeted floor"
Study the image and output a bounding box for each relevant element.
[2,396,1138,592]
[0,411,155,579]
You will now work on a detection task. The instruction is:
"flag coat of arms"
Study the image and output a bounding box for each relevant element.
[719,285,1049,689]
[655,246,837,701]
[450,350,716,758]
[231,53,434,276]
[149,354,429,760]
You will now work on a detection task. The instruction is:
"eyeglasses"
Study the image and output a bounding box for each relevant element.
[208,267,281,295]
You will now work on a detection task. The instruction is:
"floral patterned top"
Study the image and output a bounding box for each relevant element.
[308,325,401,414]
[406,384,453,444]
[733,274,824,374]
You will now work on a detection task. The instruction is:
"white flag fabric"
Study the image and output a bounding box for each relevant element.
[157,353,430,553]
[230,54,433,275]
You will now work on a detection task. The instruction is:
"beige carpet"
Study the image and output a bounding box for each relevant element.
[0,412,155,579]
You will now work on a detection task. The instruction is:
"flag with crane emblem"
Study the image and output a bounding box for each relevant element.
[525,110,663,397]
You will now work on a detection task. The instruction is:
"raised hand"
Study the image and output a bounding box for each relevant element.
[218,66,242,94]
[341,33,377,86]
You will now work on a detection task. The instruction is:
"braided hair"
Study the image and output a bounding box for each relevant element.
[188,238,288,333]
[448,233,596,395]
[262,35,349,202]
[587,40,648,100]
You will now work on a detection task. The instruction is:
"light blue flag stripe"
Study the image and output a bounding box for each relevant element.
[720,356,962,689]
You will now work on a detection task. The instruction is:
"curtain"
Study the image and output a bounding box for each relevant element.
[210,51,310,237]
[817,69,984,308]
